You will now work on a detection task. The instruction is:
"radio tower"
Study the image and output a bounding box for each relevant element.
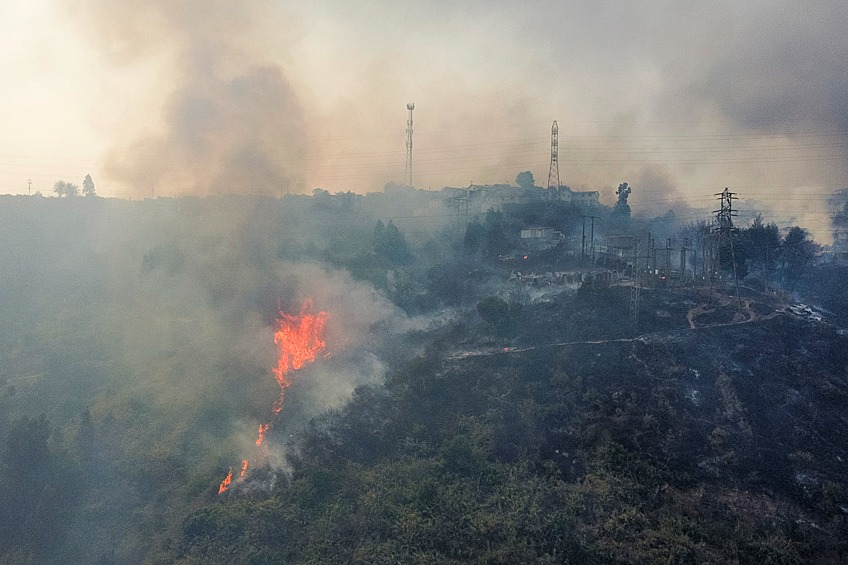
[547,120,560,190]
[405,103,415,187]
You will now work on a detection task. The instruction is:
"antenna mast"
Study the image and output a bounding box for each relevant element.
[547,120,560,190]
[405,103,415,187]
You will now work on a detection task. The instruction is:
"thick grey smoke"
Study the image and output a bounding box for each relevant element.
[106,61,307,196]
[631,166,690,216]
[61,0,307,196]
[0,194,437,558]
[666,4,848,135]
[55,0,847,231]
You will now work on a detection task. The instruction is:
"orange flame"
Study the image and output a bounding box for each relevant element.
[218,467,233,494]
[218,300,328,494]
[256,423,270,446]
[270,301,329,414]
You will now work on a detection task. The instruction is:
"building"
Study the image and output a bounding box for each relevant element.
[520,226,563,251]
[441,184,599,216]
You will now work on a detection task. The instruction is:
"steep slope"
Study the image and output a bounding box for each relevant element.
[164,285,848,564]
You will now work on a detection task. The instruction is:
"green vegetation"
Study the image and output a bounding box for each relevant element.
[165,309,848,563]
[0,193,846,564]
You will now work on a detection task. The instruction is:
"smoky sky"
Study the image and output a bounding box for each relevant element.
[49,0,847,231]
[662,3,848,133]
[60,0,307,196]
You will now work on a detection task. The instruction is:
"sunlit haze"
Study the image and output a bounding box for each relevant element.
[1,0,846,239]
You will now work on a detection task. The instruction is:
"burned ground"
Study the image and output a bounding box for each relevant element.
[2,195,847,564]
[168,285,848,564]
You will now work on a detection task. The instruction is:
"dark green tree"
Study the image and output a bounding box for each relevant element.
[718,236,748,279]
[477,296,516,335]
[0,415,80,557]
[82,174,96,197]
[779,226,821,291]
[373,220,386,251]
[76,408,95,466]
[515,171,535,189]
[3,414,51,487]
[829,189,848,254]
[464,220,486,254]
[611,182,632,223]
[384,220,411,264]
[53,180,79,198]
[486,221,509,258]
[373,220,410,265]
[740,215,780,280]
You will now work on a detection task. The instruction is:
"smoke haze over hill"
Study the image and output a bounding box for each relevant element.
[0,1,842,240]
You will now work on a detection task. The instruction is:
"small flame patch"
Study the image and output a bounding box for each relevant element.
[218,467,233,494]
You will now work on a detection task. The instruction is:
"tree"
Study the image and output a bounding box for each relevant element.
[779,226,821,291]
[3,414,51,487]
[477,296,516,335]
[515,171,535,190]
[613,183,632,217]
[740,215,780,280]
[464,220,486,254]
[373,220,386,251]
[76,409,95,466]
[373,220,411,265]
[82,174,96,197]
[0,414,80,556]
[829,189,848,254]
[486,220,509,258]
[53,180,79,198]
[384,220,411,264]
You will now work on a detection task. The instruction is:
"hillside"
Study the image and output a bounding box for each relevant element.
[1,196,846,564]
[162,285,848,564]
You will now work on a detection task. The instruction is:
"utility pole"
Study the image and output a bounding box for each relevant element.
[28,179,32,196]
[666,238,672,276]
[680,238,688,284]
[630,238,640,335]
[581,216,586,263]
[590,216,597,264]
[581,215,598,264]
[653,240,657,276]
[692,246,698,281]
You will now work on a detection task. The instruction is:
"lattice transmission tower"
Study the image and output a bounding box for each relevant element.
[711,188,742,309]
[404,103,414,187]
[547,121,560,190]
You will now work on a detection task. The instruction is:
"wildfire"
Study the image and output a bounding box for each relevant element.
[218,467,233,494]
[218,300,329,494]
[256,423,270,446]
[271,301,330,413]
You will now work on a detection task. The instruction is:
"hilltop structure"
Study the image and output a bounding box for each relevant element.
[443,183,599,215]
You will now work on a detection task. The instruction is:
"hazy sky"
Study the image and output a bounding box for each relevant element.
[1,0,846,234]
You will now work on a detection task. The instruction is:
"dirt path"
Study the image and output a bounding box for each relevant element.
[452,308,788,360]
[686,295,761,328]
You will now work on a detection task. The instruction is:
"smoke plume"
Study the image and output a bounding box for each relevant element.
[61,0,307,197]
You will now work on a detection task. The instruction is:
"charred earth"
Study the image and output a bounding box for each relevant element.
[167,284,848,564]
